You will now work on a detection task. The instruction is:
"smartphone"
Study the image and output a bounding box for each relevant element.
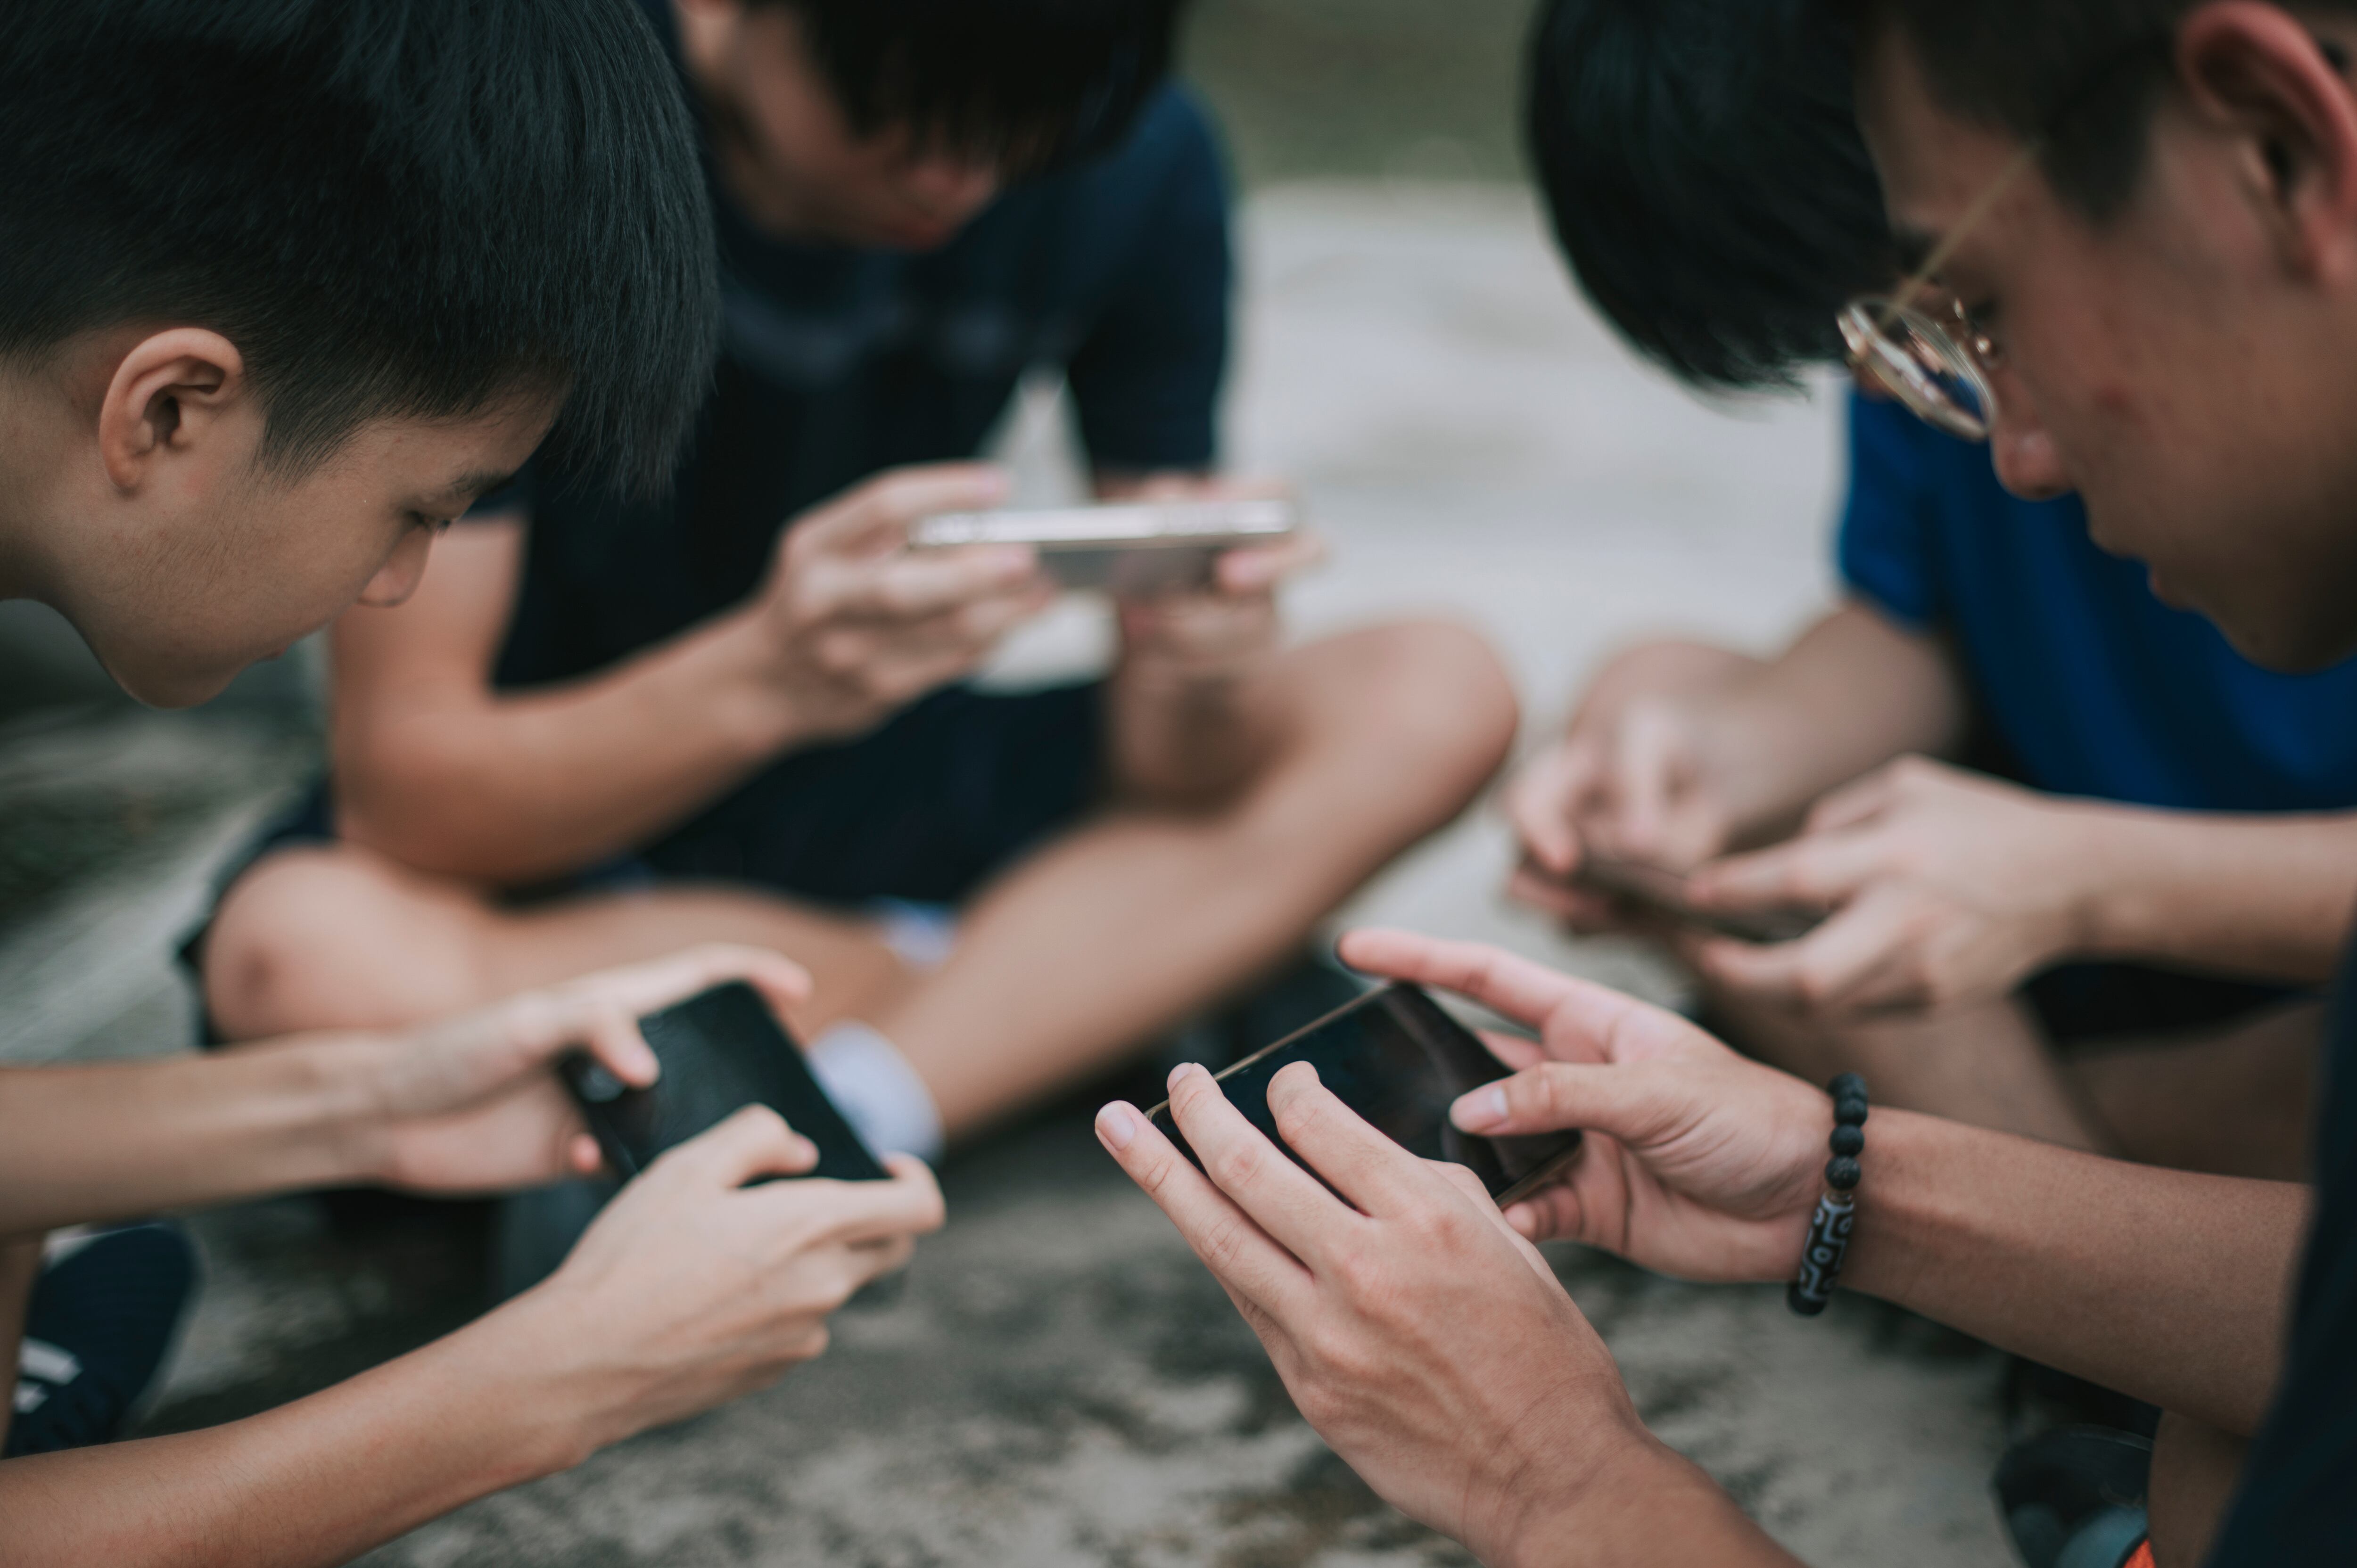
[1147,983,1583,1207]
[560,981,890,1185]
[909,498,1298,594]
[1569,854,1823,945]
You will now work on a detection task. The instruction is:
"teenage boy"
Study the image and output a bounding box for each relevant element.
[1504,0,2354,1173]
[0,1,941,1558]
[1104,0,2357,1563]
[191,0,1517,1179]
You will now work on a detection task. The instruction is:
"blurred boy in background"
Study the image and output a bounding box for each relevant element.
[197,0,1516,1236]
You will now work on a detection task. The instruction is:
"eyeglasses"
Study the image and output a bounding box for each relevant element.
[1839,32,2354,443]
[1837,143,2037,443]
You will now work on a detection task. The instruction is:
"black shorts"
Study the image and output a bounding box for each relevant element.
[185,681,1106,1026]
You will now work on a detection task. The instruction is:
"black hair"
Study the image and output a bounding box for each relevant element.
[0,0,719,497]
[1846,0,2357,219]
[764,0,1187,172]
[1525,0,1895,389]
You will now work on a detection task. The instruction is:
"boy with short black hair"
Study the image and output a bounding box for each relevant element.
[0,1,942,1556]
[196,0,1518,1213]
[1504,0,2357,1180]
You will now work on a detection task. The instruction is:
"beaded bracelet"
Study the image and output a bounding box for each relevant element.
[1787,1073,1868,1317]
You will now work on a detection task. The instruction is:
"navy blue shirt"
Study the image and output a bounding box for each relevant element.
[2207,936,2357,1563]
[487,15,1232,690]
[1840,389,2357,812]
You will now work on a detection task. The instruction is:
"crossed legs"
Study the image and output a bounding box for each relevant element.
[201,621,1517,1144]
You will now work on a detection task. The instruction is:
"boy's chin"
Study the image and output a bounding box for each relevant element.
[98,646,247,710]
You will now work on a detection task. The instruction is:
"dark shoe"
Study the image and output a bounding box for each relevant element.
[8,1222,197,1455]
[1994,1425,2152,1568]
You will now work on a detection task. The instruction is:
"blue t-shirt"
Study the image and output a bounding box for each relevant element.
[486,5,1232,690]
[1840,389,2357,813]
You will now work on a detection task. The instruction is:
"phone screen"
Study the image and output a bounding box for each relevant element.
[561,982,890,1185]
[1148,983,1582,1205]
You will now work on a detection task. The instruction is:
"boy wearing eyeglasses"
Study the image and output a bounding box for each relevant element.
[1504,0,2354,1192]
[1105,1,2357,1565]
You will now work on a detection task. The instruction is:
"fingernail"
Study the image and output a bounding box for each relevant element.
[1168,1062,1203,1090]
[1096,1104,1139,1151]
[1454,1084,1510,1132]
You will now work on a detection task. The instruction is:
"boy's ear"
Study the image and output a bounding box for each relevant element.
[2177,3,2357,284]
[98,328,251,492]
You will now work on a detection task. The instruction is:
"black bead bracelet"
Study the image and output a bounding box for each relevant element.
[1787,1073,1868,1317]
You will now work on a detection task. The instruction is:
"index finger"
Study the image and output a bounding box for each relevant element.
[1687,831,1881,911]
[1095,1098,1316,1318]
[1336,929,1593,1032]
[744,1154,948,1246]
[1263,1060,1457,1223]
[1215,530,1327,593]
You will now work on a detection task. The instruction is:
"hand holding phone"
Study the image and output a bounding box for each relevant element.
[1567,854,1823,945]
[911,498,1300,595]
[1148,983,1583,1207]
[560,982,890,1185]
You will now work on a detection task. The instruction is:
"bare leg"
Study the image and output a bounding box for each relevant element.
[1708,986,2111,1150]
[205,621,1516,1142]
[2066,1002,2321,1181]
[204,847,912,1042]
[874,620,1515,1134]
[2148,1411,2248,1568]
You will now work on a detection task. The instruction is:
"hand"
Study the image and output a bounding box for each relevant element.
[1113,477,1324,695]
[503,1105,944,1449]
[750,464,1057,742]
[1505,687,1755,933]
[1337,928,1830,1282]
[1096,1058,1671,1568]
[1682,757,2093,1014]
[349,944,813,1193]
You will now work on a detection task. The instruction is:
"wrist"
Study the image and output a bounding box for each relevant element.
[2062,803,2167,960]
[442,1286,622,1475]
[1825,1107,1956,1307]
[1491,1433,1747,1568]
[704,606,818,756]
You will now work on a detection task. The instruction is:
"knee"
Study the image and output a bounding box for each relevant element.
[1324,619,1520,790]
[201,848,489,1040]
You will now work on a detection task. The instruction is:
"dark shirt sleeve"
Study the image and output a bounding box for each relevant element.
[1837,388,1944,629]
[2203,946,2357,1564]
[1063,91,1234,474]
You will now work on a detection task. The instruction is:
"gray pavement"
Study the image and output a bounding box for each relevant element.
[1,185,2012,1565]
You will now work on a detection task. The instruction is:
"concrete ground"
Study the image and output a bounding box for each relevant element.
[0,186,2014,1566]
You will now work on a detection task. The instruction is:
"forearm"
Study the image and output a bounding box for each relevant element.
[1712,602,1965,841]
[2070,806,2357,985]
[338,607,802,883]
[0,1048,387,1234]
[0,1302,588,1568]
[1500,1439,1801,1568]
[1846,1110,2306,1434]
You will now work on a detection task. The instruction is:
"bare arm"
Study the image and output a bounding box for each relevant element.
[1349,932,2304,1436]
[335,468,1049,885]
[331,517,802,882]
[1508,601,1964,906]
[2074,806,2357,984]
[1845,1112,2301,1434]
[0,1108,944,1568]
[0,946,808,1235]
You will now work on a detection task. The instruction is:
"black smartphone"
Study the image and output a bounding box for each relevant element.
[1147,982,1583,1207]
[560,981,890,1185]
[1569,854,1823,945]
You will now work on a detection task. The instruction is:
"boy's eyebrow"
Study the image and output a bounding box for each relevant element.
[422,468,519,509]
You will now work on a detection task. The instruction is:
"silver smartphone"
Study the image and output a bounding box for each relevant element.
[908,498,1298,594]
